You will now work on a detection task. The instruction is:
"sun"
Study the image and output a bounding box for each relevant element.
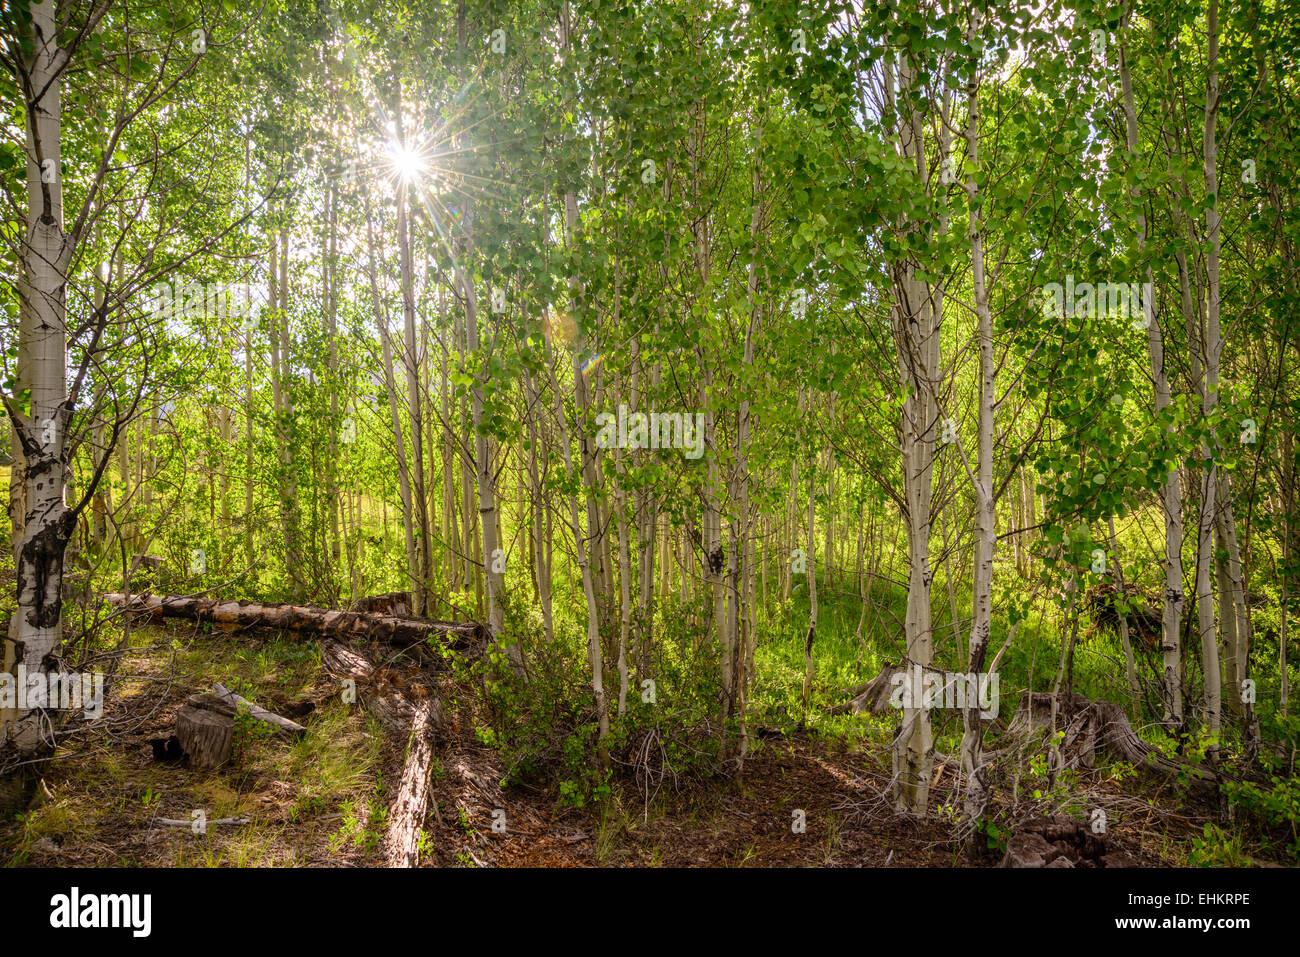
[388,142,426,182]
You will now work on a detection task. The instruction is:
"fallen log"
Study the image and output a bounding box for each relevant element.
[212,682,307,738]
[827,662,984,716]
[350,591,413,616]
[320,640,442,732]
[827,665,904,715]
[320,638,444,867]
[102,593,489,656]
[384,700,439,867]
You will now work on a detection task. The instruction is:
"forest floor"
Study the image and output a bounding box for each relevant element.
[0,618,1209,868]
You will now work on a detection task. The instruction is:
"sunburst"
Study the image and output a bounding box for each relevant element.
[387,141,428,183]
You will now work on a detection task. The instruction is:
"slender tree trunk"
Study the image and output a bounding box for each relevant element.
[457,3,506,645]
[1199,0,1224,756]
[89,262,110,552]
[458,223,505,640]
[325,181,341,567]
[1121,15,1185,727]
[546,330,609,759]
[888,50,940,817]
[243,323,254,570]
[440,290,460,598]
[556,0,607,757]
[362,187,418,600]
[612,275,631,715]
[961,10,994,821]
[394,92,431,617]
[615,439,632,717]
[526,369,554,642]
[4,0,74,752]
[734,135,764,759]
[1283,429,1294,717]
[1107,516,1140,705]
[269,228,301,596]
[454,306,476,600]
[1217,473,1254,737]
[802,455,817,710]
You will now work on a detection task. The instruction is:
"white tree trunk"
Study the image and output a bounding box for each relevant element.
[888,52,940,817]
[960,9,994,821]
[802,456,818,710]
[362,189,419,601]
[458,216,505,642]
[1120,14,1184,726]
[4,0,75,752]
[1199,0,1224,755]
[394,92,431,616]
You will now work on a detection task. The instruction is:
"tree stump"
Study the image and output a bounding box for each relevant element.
[1002,691,1215,785]
[176,693,236,769]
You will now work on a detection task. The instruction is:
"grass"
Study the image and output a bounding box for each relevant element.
[753,562,1141,736]
[1,622,388,867]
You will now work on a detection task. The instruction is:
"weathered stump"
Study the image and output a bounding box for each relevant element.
[176,693,236,769]
[1005,691,1215,784]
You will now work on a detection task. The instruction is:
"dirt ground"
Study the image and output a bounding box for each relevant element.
[0,622,1193,868]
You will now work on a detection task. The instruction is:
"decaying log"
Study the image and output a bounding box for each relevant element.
[350,591,413,617]
[320,640,443,732]
[212,682,306,738]
[384,700,439,867]
[176,693,236,769]
[321,638,445,867]
[102,593,488,656]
